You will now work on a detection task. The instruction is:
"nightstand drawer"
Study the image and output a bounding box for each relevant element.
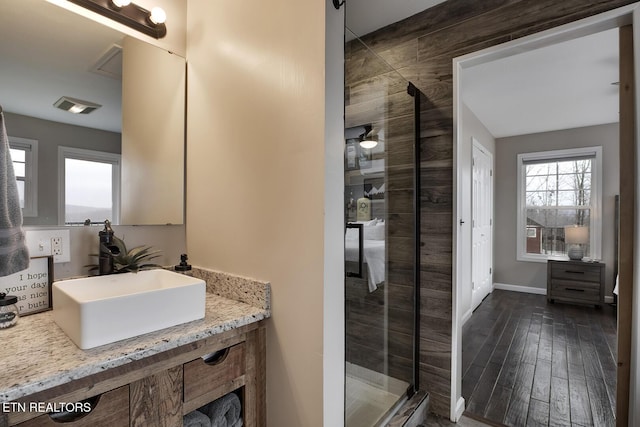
[550,278,601,291]
[550,263,602,282]
[550,280,601,302]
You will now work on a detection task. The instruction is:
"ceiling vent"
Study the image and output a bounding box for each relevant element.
[53,96,102,114]
[90,44,123,80]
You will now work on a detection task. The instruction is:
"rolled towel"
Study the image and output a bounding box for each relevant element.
[183,410,211,427]
[198,393,242,427]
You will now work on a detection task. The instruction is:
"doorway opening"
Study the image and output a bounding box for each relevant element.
[453,6,636,425]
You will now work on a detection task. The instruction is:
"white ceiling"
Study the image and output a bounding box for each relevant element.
[0,0,123,133]
[345,0,447,39]
[462,28,619,138]
[346,0,619,138]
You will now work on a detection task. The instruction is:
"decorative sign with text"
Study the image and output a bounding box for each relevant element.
[0,256,53,315]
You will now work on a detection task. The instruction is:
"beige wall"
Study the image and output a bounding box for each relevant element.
[121,36,185,225]
[186,0,326,425]
[494,123,620,296]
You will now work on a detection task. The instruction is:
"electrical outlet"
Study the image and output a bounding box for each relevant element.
[50,230,70,263]
[51,237,63,256]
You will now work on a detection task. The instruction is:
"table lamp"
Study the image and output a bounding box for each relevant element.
[565,225,589,261]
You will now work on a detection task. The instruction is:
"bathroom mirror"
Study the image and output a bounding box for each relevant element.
[0,0,185,226]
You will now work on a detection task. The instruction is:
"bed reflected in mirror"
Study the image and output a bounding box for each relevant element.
[344,124,386,292]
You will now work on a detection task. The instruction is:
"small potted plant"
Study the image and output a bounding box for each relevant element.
[87,235,162,275]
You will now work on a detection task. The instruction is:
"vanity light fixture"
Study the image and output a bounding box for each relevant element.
[67,0,167,39]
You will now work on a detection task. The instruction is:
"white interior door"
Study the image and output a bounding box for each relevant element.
[471,139,493,310]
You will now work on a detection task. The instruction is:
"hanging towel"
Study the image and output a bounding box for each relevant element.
[0,109,29,277]
[183,409,212,427]
[198,393,242,427]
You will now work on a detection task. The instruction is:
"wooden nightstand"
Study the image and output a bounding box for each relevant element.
[547,259,605,307]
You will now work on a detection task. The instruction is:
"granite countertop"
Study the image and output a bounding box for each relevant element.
[0,267,271,402]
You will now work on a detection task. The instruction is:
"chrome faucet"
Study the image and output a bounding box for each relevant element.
[98,220,120,275]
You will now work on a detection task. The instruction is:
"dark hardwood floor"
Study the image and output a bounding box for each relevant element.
[461,290,617,427]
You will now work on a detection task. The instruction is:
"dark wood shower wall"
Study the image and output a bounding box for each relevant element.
[346,0,636,417]
[344,41,416,384]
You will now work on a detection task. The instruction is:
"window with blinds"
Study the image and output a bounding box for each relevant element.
[516,147,602,262]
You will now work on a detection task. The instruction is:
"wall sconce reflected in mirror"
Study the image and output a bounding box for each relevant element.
[359,124,378,149]
[68,0,167,39]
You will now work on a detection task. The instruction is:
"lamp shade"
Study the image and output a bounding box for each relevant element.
[565,225,589,244]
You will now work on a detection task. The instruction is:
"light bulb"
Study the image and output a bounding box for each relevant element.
[68,105,86,114]
[359,140,378,149]
[111,0,131,7]
[149,7,167,25]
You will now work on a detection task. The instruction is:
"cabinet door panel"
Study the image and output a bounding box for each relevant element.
[130,365,183,427]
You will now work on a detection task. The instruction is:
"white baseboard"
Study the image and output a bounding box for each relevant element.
[493,282,546,295]
[461,308,473,326]
[452,397,465,422]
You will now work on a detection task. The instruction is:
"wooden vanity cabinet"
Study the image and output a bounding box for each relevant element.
[3,324,266,427]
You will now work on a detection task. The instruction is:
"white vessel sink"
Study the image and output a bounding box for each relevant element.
[52,269,206,349]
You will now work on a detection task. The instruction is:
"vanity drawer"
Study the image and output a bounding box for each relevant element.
[15,385,129,427]
[183,342,246,404]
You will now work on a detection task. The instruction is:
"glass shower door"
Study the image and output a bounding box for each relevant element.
[344,28,418,427]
